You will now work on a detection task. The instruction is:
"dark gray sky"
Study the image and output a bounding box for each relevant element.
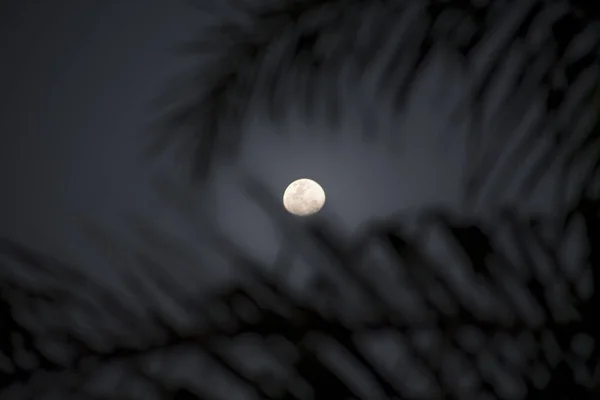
[0,0,558,284]
[0,0,197,266]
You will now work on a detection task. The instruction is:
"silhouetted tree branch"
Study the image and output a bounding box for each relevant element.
[1,188,597,398]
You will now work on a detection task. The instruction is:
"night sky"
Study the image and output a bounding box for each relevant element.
[0,0,560,284]
[0,1,196,275]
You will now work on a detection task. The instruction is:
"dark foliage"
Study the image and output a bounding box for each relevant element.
[153,0,600,212]
[0,183,598,398]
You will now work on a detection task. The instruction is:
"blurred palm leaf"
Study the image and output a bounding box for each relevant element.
[154,0,600,210]
[0,183,598,398]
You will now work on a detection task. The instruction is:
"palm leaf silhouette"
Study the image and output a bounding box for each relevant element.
[1,184,599,398]
[153,0,600,212]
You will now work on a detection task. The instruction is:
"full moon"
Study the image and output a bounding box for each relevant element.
[283,178,326,216]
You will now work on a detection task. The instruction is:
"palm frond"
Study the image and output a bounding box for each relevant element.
[1,179,599,398]
[154,0,600,214]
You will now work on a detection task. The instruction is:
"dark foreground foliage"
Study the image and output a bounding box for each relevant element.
[0,187,598,399]
[155,0,600,212]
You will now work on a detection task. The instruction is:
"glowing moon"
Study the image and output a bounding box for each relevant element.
[283,178,326,216]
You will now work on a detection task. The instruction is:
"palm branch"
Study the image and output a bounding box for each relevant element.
[0,176,597,398]
[152,0,600,213]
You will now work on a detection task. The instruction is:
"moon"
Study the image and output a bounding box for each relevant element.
[283,178,326,216]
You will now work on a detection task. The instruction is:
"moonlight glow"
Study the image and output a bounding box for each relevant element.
[283,179,326,216]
